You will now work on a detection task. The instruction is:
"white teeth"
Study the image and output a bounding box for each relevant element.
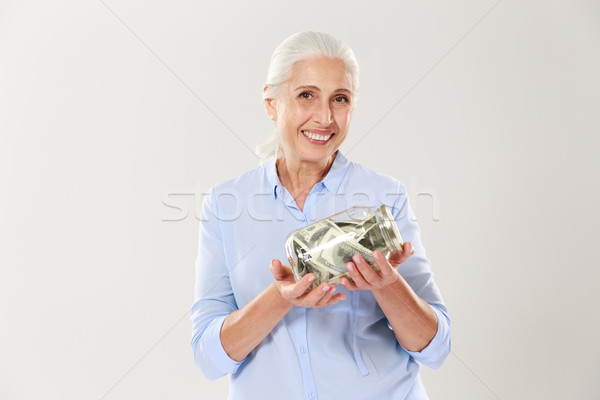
[302,131,332,141]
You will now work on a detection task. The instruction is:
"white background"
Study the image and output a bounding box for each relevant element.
[1,1,599,399]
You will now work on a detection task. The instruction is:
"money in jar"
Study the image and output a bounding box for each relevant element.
[285,205,404,289]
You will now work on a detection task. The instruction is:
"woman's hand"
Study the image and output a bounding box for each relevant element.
[270,259,346,307]
[340,242,414,291]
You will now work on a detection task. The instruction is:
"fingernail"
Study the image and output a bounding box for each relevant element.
[329,287,336,294]
[352,255,361,263]
[340,294,346,300]
[374,251,382,259]
[322,285,330,292]
[308,275,315,282]
[346,263,354,272]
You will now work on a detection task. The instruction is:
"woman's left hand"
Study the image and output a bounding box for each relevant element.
[340,242,414,291]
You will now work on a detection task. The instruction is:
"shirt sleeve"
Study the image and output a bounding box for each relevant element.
[390,182,452,369]
[190,187,245,379]
[404,304,451,369]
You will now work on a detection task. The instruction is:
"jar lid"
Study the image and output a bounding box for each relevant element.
[379,205,404,252]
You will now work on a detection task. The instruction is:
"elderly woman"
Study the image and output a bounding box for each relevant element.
[191,32,451,399]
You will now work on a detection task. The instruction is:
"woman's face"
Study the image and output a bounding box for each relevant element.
[268,57,354,165]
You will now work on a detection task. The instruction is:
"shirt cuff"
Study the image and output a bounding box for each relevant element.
[202,314,245,375]
[404,305,451,369]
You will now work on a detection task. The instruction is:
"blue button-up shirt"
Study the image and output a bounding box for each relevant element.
[191,150,451,399]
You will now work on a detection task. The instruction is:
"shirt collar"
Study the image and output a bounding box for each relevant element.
[265,157,282,199]
[266,150,350,199]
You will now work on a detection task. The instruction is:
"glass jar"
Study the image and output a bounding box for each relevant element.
[285,205,403,288]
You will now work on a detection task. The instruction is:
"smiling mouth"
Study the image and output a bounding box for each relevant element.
[301,130,333,142]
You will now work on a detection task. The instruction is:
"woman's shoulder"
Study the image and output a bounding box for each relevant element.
[345,158,408,193]
[336,157,410,211]
[209,162,272,194]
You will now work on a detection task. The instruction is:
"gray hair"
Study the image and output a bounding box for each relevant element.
[256,31,360,163]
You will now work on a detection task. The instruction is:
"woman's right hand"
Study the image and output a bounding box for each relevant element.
[269,259,346,308]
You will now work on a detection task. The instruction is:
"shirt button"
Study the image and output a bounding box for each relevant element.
[300,345,306,353]
[309,393,316,399]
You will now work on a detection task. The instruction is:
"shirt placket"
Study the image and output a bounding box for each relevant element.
[283,187,323,400]
[294,306,318,400]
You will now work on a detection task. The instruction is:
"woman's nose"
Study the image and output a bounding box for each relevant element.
[313,101,333,126]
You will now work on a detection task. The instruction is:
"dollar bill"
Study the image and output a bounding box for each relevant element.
[291,225,344,289]
[333,220,362,232]
[315,229,375,270]
[290,214,390,288]
[357,223,387,253]
[294,219,344,249]
[333,218,380,247]
[302,259,335,290]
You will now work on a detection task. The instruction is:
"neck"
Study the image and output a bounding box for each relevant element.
[276,151,337,197]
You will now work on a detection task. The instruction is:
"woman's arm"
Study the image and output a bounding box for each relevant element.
[192,188,346,373]
[220,259,346,361]
[340,244,438,352]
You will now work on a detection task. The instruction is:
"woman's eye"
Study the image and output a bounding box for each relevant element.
[334,96,349,103]
[299,92,313,100]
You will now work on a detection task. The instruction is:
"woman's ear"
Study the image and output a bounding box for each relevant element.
[264,98,277,121]
[263,84,277,121]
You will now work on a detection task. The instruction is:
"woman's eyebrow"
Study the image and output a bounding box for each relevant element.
[294,85,352,94]
[294,85,320,92]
